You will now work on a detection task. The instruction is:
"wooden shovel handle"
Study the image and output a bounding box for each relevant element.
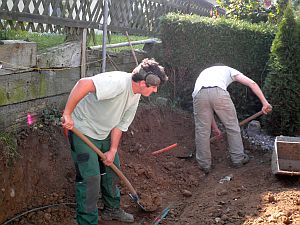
[210,110,264,142]
[71,127,138,197]
[238,110,263,127]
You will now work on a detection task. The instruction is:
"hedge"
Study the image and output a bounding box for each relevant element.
[158,13,276,117]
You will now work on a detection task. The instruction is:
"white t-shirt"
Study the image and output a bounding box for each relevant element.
[72,71,141,140]
[192,66,242,98]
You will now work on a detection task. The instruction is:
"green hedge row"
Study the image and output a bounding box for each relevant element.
[158,13,276,116]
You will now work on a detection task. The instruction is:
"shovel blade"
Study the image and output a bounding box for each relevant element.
[176,152,194,159]
[128,194,147,211]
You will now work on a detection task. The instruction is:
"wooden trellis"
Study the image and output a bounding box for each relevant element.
[109,0,210,35]
[0,0,104,35]
[0,0,211,36]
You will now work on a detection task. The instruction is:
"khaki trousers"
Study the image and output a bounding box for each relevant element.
[193,87,246,169]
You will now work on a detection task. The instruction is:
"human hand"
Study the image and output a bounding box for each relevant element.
[62,114,74,130]
[212,128,223,140]
[262,102,272,114]
[103,150,116,166]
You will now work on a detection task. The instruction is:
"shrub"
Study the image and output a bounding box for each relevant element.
[158,14,275,116]
[263,5,300,135]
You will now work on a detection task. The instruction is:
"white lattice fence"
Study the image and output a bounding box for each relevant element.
[0,0,103,34]
[108,0,210,35]
[0,0,211,36]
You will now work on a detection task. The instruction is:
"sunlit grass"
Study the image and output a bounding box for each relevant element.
[0,29,150,53]
[0,29,66,52]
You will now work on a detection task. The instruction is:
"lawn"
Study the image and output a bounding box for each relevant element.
[0,29,149,52]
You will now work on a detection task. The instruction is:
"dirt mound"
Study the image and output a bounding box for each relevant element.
[0,105,299,225]
[0,126,75,225]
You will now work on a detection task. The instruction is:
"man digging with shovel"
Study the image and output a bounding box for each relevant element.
[192,64,272,174]
[62,58,168,225]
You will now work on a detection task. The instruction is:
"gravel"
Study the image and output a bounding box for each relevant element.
[241,120,276,152]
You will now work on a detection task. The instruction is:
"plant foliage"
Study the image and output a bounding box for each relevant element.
[0,132,19,167]
[216,0,272,23]
[159,14,275,116]
[263,5,300,135]
[216,0,300,24]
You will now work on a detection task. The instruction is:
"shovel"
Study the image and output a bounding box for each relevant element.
[70,127,148,211]
[210,110,264,142]
[176,151,193,159]
[178,110,264,159]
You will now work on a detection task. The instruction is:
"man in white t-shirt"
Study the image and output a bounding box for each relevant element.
[62,58,168,225]
[192,64,272,174]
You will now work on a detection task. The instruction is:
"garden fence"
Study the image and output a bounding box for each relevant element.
[0,0,212,36]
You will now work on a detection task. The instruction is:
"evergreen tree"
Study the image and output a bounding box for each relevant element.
[263,4,300,135]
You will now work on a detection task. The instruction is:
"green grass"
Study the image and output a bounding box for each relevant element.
[0,29,150,53]
[0,29,66,52]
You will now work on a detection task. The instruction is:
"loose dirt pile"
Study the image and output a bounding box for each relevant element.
[0,105,299,225]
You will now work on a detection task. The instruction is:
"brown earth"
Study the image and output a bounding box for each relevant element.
[0,105,299,225]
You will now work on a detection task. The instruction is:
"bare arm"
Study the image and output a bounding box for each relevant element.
[235,74,272,114]
[103,127,122,166]
[62,78,96,129]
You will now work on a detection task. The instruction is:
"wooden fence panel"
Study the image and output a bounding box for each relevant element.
[0,0,103,34]
[0,0,212,36]
[108,0,210,36]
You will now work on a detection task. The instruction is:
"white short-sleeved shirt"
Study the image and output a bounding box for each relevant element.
[72,71,141,140]
[192,66,242,98]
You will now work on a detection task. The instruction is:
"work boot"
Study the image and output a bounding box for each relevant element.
[201,167,211,175]
[101,207,134,223]
[232,154,250,168]
[199,164,214,175]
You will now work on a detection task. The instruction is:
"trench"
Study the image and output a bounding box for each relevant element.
[1,106,299,225]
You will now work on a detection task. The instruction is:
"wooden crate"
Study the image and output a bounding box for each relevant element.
[272,136,300,176]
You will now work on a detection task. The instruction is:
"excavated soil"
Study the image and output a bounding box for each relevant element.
[0,105,299,225]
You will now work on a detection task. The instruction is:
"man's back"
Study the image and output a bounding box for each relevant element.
[192,66,241,97]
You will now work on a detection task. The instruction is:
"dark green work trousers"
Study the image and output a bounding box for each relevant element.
[68,131,121,225]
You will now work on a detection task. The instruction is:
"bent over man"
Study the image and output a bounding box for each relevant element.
[192,64,272,174]
[62,58,168,225]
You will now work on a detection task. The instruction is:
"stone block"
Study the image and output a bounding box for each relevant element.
[0,40,37,68]
[37,41,81,68]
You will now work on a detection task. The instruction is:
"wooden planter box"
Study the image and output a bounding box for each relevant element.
[272,136,300,176]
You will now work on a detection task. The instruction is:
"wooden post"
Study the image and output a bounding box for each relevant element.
[125,31,138,66]
[102,0,109,72]
[80,28,87,78]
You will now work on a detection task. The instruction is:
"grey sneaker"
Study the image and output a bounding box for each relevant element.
[232,154,250,168]
[101,207,134,223]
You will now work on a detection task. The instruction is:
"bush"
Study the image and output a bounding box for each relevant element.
[263,5,300,135]
[158,14,275,116]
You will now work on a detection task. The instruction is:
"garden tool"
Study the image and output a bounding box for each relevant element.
[178,110,264,159]
[210,110,264,142]
[176,151,194,159]
[69,126,149,211]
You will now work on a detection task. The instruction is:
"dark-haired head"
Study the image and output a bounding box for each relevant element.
[211,63,225,67]
[132,58,168,87]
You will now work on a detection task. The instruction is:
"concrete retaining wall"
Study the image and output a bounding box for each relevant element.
[0,41,147,131]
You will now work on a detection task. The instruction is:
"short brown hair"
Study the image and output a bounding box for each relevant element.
[132,58,168,86]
